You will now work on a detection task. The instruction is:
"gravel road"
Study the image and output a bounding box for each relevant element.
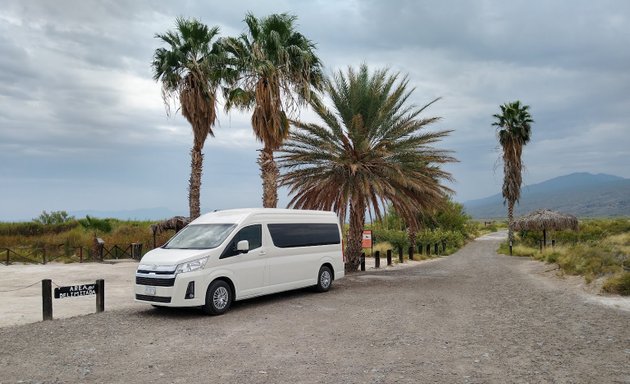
[0,233,628,383]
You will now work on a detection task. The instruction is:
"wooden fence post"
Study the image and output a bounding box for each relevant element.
[360,253,365,271]
[434,243,439,255]
[375,251,380,268]
[408,246,414,261]
[426,244,431,256]
[42,279,53,321]
[96,279,105,313]
[78,247,83,263]
[398,247,403,263]
[418,243,423,255]
[42,247,47,265]
[5,249,9,266]
[386,250,392,266]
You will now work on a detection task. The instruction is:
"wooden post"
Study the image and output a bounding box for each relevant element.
[509,241,513,256]
[386,250,392,266]
[398,247,403,263]
[5,249,9,266]
[418,243,422,255]
[96,279,105,313]
[42,279,53,321]
[426,244,431,256]
[434,243,439,255]
[408,246,414,261]
[552,239,556,248]
[539,240,543,252]
[360,253,365,271]
[42,247,47,265]
[78,247,83,263]
[442,241,447,253]
[375,251,380,269]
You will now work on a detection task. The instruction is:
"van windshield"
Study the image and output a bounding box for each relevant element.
[163,224,236,250]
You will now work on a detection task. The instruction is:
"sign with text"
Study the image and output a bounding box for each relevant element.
[362,230,373,249]
[54,284,98,299]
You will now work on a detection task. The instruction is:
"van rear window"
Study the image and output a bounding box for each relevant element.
[267,223,340,248]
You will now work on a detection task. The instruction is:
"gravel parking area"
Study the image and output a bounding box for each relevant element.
[0,233,628,383]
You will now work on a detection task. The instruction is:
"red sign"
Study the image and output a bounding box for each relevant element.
[362,230,372,248]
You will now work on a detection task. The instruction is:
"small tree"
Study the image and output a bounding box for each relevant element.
[33,210,75,225]
[78,216,112,260]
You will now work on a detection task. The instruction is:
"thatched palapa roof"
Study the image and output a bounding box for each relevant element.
[512,209,578,231]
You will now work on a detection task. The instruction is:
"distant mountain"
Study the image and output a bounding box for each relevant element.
[70,207,183,221]
[463,173,630,219]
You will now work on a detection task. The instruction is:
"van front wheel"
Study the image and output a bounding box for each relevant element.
[203,280,232,315]
[315,266,333,292]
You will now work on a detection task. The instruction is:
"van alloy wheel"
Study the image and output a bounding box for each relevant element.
[315,266,333,292]
[203,280,232,315]
[213,286,229,309]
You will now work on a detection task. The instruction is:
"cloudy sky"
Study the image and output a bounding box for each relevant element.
[1,0,629,221]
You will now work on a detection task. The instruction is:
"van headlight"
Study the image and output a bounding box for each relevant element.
[175,257,209,275]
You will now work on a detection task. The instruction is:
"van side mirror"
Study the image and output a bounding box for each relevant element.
[236,240,249,254]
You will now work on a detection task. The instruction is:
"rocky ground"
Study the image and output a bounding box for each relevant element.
[0,232,628,383]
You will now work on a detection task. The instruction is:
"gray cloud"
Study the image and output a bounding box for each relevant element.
[1,0,629,220]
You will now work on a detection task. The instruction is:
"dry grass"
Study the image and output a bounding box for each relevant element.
[499,219,630,295]
[0,220,173,262]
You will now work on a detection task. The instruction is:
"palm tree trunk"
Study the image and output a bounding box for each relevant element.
[345,200,366,273]
[259,145,279,208]
[507,199,515,245]
[407,223,417,253]
[189,145,203,220]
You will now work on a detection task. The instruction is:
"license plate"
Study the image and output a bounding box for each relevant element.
[144,286,156,296]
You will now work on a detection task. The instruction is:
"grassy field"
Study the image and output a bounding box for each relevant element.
[0,220,173,263]
[498,218,630,296]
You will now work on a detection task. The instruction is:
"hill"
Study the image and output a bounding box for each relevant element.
[463,173,630,219]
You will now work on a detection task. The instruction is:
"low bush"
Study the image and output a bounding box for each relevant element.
[500,219,629,295]
[602,272,630,295]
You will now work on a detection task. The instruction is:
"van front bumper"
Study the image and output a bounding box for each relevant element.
[134,269,208,307]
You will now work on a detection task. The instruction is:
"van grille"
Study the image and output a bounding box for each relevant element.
[136,294,171,303]
[136,276,175,287]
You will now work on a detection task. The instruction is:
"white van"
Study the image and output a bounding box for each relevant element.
[135,208,345,315]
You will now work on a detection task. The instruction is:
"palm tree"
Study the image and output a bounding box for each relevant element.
[278,65,456,271]
[222,12,323,208]
[152,17,225,220]
[492,100,533,247]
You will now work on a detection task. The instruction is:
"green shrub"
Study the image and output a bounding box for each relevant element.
[602,272,630,296]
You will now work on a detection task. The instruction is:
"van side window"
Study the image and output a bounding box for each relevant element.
[220,225,262,259]
[267,223,340,248]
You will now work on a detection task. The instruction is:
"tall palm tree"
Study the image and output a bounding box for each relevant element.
[152,17,224,220]
[492,100,533,246]
[222,12,323,208]
[278,65,456,271]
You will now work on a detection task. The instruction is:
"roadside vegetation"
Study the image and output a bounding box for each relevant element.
[362,200,484,261]
[498,218,630,295]
[0,214,173,264]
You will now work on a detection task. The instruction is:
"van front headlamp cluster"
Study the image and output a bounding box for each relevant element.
[175,257,209,275]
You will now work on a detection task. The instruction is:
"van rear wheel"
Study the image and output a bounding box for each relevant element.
[315,266,333,292]
[203,280,232,315]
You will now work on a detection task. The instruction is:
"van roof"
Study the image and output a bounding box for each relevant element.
[191,208,337,225]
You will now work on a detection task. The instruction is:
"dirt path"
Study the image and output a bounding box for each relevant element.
[0,233,628,383]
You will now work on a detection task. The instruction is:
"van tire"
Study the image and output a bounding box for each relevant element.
[315,266,333,292]
[203,280,232,315]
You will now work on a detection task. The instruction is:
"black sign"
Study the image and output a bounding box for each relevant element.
[54,284,98,299]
